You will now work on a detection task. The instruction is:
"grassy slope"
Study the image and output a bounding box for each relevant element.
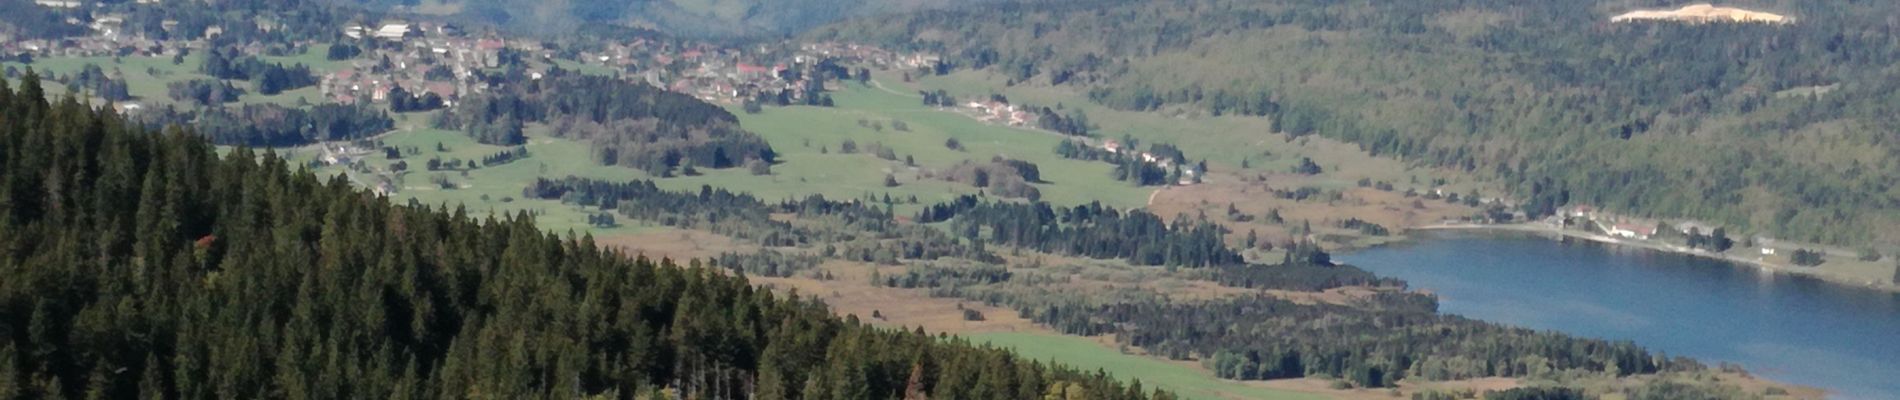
[971,332,1323,400]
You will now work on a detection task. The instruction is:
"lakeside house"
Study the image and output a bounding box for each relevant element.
[1608,223,1658,240]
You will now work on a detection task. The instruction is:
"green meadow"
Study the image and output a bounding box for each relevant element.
[713,82,1153,210]
[969,332,1322,400]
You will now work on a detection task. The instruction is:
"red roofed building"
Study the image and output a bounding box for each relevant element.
[1608,223,1656,240]
[736,63,770,79]
[426,82,457,102]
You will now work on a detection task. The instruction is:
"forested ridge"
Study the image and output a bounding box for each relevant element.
[0,77,1172,399]
[813,0,1900,246]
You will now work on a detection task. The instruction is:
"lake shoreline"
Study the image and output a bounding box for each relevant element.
[1404,222,1900,294]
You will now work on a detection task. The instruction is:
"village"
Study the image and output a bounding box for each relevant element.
[0,3,951,119]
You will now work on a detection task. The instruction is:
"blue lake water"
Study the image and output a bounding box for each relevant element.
[1336,231,1900,399]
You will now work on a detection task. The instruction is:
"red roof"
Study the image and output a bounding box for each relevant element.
[476,39,504,50]
[737,63,770,74]
[426,82,456,98]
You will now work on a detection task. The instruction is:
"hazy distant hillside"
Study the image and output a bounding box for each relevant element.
[813,0,1900,247]
[373,0,1021,37]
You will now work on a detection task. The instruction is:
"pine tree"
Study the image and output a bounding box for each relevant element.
[0,344,20,399]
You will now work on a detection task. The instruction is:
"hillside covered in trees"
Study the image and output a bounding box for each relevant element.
[442,73,776,174]
[0,77,1171,399]
[812,0,1900,247]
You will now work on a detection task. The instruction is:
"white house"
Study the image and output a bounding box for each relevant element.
[375,24,412,41]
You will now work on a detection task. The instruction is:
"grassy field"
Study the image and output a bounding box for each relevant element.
[969,332,1323,400]
[6,46,345,108]
[4,55,204,107]
[714,82,1153,210]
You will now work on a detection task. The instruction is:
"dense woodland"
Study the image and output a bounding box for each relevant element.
[443,74,776,174]
[816,0,1900,247]
[1033,293,1690,389]
[0,78,1173,399]
[142,102,395,147]
[916,197,1240,268]
[200,50,319,95]
[166,79,247,106]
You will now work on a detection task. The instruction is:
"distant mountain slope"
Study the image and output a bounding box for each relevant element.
[812,0,1900,247]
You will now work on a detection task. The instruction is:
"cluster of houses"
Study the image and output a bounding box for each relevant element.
[663,57,807,104]
[320,22,517,106]
[1563,205,1661,240]
[2,13,214,59]
[1559,204,1806,259]
[799,42,941,70]
[964,100,1034,127]
[563,39,842,105]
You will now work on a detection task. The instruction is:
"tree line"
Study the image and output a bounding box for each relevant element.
[133,102,395,147]
[200,49,319,95]
[916,197,1242,268]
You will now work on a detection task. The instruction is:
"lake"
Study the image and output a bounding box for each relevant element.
[1337,231,1900,399]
